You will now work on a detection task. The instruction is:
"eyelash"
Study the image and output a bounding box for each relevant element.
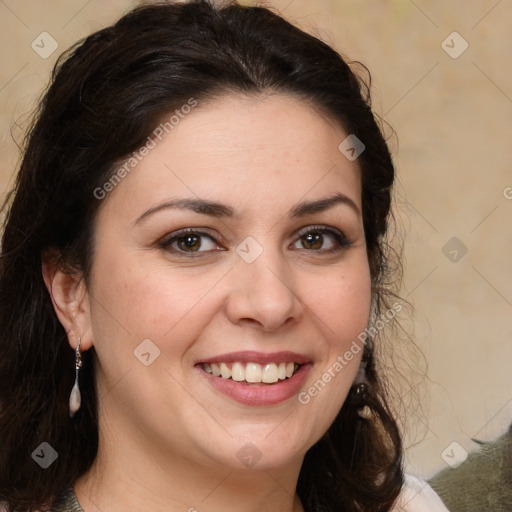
[159,225,352,257]
[293,225,352,254]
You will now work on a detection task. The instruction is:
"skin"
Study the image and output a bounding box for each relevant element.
[44,93,372,512]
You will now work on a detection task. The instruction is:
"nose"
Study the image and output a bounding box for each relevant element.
[224,247,302,332]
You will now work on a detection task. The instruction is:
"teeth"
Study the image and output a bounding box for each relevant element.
[231,362,245,382]
[245,363,262,383]
[220,363,231,379]
[203,361,300,383]
[262,363,278,383]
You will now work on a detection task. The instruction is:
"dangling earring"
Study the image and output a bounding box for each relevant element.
[350,361,372,419]
[354,383,372,419]
[69,338,82,418]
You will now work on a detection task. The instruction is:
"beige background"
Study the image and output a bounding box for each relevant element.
[1,0,511,478]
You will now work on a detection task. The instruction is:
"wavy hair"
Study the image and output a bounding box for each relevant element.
[0,1,402,510]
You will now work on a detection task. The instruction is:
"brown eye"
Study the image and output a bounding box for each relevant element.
[300,232,323,250]
[161,230,221,254]
[177,234,202,252]
[291,226,352,253]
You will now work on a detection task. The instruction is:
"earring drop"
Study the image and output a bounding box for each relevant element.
[351,362,373,419]
[352,382,372,418]
[358,405,372,419]
[69,338,82,418]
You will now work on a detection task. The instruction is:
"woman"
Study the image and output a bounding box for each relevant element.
[0,1,448,510]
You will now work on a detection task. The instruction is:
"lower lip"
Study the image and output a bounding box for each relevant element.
[198,364,312,406]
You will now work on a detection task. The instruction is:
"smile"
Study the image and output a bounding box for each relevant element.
[203,361,301,384]
[196,351,312,406]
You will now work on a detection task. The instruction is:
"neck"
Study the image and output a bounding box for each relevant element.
[74,422,305,512]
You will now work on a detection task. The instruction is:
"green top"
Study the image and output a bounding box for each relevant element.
[50,476,448,511]
[429,425,512,512]
[52,487,83,512]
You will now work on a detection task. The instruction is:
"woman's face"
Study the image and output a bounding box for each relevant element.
[84,93,371,473]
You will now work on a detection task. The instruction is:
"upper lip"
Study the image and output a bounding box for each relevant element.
[196,351,311,365]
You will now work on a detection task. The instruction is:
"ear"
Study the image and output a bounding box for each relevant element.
[42,255,94,351]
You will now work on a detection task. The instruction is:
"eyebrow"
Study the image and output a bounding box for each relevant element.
[134,192,360,225]
[289,193,360,218]
[134,198,234,225]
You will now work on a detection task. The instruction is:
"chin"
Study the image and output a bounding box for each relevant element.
[199,425,317,472]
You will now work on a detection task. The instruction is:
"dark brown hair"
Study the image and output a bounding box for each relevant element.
[0,1,402,510]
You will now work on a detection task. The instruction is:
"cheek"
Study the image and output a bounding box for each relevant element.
[305,259,372,347]
[86,254,229,417]
[289,258,371,444]
[88,252,228,356]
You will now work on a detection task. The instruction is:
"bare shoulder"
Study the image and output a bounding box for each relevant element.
[393,474,451,512]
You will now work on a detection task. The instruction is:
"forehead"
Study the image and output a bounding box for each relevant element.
[97,93,362,222]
